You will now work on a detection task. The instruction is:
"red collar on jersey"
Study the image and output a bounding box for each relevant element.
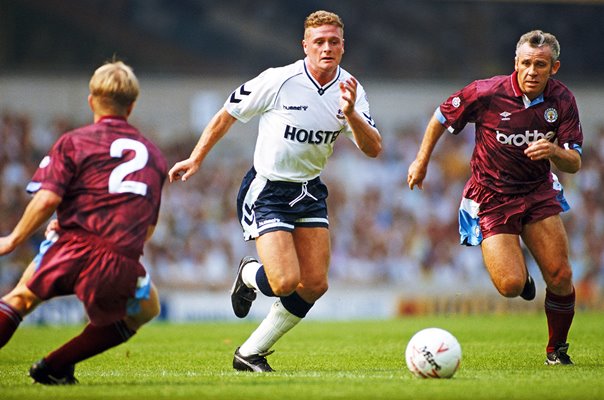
[98,115,127,123]
[510,70,551,100]
[510,71,523,97]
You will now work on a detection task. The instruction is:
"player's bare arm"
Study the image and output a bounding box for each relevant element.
[340,77,382,158]
[0,189,61,255]
[524,138,581,173]
[407,115,447,190]
[169,108,237,182]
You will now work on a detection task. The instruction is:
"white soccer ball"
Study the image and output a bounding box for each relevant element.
[405,327,462,379]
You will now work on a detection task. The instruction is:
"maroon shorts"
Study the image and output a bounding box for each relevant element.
[27,230,147,326]
[460,176,568,242]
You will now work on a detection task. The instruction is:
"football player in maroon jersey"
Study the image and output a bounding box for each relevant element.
[0,61,168,384]
[408,30,582,365]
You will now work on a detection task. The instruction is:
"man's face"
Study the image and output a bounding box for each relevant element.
[302,24,344,76]
[514,42,560,100]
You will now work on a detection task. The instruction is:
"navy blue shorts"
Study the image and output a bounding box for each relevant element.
[237,167,329,241]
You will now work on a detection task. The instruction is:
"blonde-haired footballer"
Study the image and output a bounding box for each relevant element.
[0,60,167,384]
[169,10,382,371]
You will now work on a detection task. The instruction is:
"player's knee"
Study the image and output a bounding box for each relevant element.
[147,298,161,320]
[133,296,161,327]
[144,285,161,321]
[496,276,525,298]
[125,304,159,332]
[2,287,40,316]
[309,280,329,299]
[271,279,299,297]
[298,277,328,302]
[146,297,161,322]
[547,265,573,290]
[269,270,301,296]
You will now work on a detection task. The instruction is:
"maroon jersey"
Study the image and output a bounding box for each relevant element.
[27,116,167,256]
[437,71,583,194]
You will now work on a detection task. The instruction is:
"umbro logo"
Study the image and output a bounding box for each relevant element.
[500,111,511,121]
[229,84,251,103]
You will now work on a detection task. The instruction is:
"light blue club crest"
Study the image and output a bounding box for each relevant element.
[544,107,558,123]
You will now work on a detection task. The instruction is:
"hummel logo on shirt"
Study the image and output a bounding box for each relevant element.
[230,85,251,103]
[283,105,309,111]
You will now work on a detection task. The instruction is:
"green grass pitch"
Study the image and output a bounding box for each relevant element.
[1,312,603,399]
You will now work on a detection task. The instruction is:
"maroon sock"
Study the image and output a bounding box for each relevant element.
[544,288,575,353]
[44,320,135,374]
[0,300,22,348]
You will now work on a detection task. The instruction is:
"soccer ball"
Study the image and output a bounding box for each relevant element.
[405,327,462,379]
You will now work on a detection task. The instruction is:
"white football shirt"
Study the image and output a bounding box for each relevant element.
[224,58,375,182]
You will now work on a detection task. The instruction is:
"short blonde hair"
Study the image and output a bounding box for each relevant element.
[304,10,344,35]
[89,61,139,114]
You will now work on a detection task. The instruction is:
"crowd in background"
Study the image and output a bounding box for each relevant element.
[3,1,603,83]
[1,110,603,307]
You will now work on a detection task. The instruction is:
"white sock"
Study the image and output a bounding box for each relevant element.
[238,300,301,356]
[241,260,262,290]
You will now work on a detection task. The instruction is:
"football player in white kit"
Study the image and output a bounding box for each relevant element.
[169,10,382,372]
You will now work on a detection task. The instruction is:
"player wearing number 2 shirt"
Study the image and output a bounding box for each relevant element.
[0,61,167,384]
[26,116,166,255]
[408,30,582,365]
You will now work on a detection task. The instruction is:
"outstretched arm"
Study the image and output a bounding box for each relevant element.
[407,114,447,190]
[168,108,237,182]
[0,189,62,255]
[340,77,382,158]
